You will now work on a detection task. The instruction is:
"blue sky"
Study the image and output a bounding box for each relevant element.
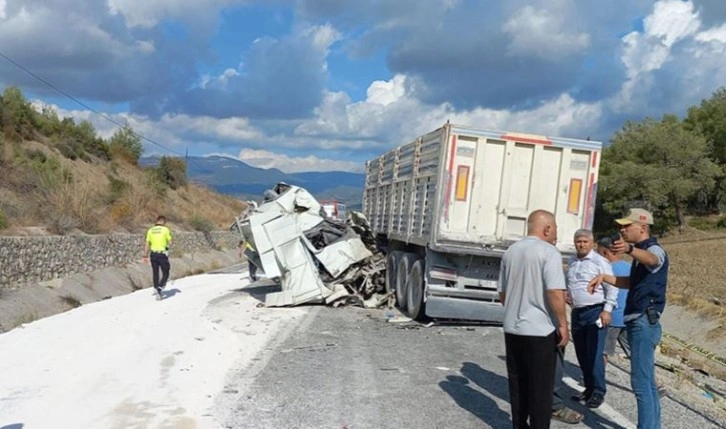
[1,0,725,173]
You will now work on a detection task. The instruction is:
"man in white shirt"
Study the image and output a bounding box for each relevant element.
[566,229,617,409]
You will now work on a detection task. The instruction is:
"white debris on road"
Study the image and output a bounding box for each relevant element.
[0,273,307,429]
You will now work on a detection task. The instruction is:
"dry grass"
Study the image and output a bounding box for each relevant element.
[0,139,245,235]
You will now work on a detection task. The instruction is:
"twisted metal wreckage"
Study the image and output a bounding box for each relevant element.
[230,183,390,309]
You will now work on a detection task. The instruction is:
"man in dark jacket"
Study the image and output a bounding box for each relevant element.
[589,208,668,429]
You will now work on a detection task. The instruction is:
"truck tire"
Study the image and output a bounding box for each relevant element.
[395,252,416,311]
[385,251,403,295]
[405,259,426,320]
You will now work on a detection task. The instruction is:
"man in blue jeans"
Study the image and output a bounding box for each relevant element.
[589,208,669,429]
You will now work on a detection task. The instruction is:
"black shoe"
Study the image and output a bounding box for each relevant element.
[586,392,605,408]
[571,390,591,402]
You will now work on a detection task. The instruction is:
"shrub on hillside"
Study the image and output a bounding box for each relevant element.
[58,119,110,161]
[1,86,37,142]
[0,208,7,229]
[107,176,131,203]
[156,156,187,190]
[717,217,726,229]
[144,168,167,197]
[189,215,214,232]
[108,124,143,164]
[36,105,64,138]
[45,180,101,234]
[56,139,88,161]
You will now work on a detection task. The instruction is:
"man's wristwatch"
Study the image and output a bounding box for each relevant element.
[626,243,634,254]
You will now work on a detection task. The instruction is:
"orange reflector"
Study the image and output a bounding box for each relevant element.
[455,165,470,201]
[568,179,582,214]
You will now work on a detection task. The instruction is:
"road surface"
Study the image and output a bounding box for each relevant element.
[1,267,724,428]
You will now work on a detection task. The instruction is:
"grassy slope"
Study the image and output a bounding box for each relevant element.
[0,139,245,235]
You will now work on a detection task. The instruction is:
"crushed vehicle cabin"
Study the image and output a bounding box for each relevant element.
[231,183,388,308]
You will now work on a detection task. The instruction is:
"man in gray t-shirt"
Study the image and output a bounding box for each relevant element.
[498,209,569,429]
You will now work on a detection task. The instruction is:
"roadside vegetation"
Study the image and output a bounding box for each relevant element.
[0,86,245,235]
[594,87,726,235]
[592,87,726,337]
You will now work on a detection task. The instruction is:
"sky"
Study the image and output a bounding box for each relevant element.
[0,0,725,173]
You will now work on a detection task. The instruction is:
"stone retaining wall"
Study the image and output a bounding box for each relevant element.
[0,231,240,288]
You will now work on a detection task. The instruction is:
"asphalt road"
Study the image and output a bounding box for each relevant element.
[217,287,726,429]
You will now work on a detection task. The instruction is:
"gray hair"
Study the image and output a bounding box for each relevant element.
[573,229,593,240]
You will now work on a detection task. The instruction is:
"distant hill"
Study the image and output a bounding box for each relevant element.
[141,155,365,205]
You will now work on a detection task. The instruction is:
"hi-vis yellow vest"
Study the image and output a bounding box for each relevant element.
[146,225,172,252]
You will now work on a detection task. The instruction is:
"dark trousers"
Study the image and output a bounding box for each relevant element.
[505,332,558,429]
[552,346,566,411]
[150,252,170,289]
[572,305,608,395]
[248,259,258,280]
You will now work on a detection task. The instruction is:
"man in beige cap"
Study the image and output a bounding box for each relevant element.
[588,208,668,429]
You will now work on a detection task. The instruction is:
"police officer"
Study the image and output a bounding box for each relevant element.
[143,215,173,300]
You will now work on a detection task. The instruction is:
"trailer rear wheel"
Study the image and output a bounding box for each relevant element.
[395,253,416,311]
[404,259,426,320]
[385,251,403,295]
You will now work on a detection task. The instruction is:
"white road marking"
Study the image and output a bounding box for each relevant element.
[563,376,636,429]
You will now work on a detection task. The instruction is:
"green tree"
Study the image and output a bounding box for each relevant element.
[108,124,143,164]
[157,156,187,190]
[2,86,37,141]
[684,87,726,211]
[599,115,721,232]
[36,105,64,138]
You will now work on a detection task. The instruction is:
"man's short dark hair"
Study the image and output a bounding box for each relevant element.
[156,215,167,223]
[597,237,613,248]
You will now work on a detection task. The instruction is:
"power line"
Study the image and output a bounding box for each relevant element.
[0,50,228,188]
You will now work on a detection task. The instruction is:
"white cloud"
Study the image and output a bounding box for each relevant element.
[696,23,726,43]
[295,75,603,151]
[646,0,700,46]
[503,4,590,59]
[621,0,700,80]
[304,23,341,53]
[366,75,406,106]
[237,149,364,173]
[0,0,6,20]
[107,0,246,29]
[614,0,725,114]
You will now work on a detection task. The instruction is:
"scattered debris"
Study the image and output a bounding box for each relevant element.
[280,343,338,353]
[230,184,387,309]
[387,316,413,324]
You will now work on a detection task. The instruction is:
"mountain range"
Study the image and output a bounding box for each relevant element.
[140,155,365,208]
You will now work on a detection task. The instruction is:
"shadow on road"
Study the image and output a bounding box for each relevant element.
[233,281,281,303]
[1,424,24,429]
[439,374,511,428]
[160,288,181,300]
[457,360,634,429]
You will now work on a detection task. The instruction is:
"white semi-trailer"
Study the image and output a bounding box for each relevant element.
[363,122,602,321]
